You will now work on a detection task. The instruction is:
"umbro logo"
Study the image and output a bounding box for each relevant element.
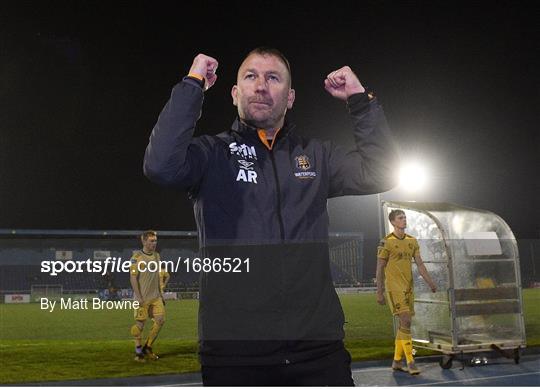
[236,159,257,184]
[238,160,254,170]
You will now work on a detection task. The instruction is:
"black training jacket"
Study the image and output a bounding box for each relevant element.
[144,80,399,366]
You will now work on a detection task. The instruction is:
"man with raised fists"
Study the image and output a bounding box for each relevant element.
[144,47,399,386]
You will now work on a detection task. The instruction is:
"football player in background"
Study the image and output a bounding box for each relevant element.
[130,230,165,362]
[376,209,437,374]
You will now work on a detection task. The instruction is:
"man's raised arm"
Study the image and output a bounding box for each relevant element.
[324,66,400,197]
[143,54,218,188]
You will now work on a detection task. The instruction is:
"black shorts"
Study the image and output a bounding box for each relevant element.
[201,346,354,386]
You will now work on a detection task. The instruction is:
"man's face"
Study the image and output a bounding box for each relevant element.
[232,54,295,130]
[142,236,157,253]
[391,213,407,230]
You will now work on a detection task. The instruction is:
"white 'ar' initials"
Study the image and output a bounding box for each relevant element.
[236,169,258,184]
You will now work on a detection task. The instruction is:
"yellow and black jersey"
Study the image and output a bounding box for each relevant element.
[377,233,419,292]
[130,250,161,301]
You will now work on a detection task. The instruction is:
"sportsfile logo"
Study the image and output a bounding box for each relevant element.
[236,159,257,184]
[229,142,257,160]
[40,257,251,276]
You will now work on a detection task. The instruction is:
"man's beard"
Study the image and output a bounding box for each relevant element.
[242,104,285,130]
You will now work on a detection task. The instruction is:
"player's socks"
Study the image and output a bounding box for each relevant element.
[131,323,142,342]
[146,319,163,348]
[399,327,414,364]
[393,341,404,364]
[394,328,407,361]
[135,345,143,354]
[401,340,414,364]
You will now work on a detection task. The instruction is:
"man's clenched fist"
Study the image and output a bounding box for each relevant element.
[189,54,219,91]
[324,66,365,101]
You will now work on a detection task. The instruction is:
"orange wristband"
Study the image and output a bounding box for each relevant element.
[188,72,204,81]
[186,72,206,89]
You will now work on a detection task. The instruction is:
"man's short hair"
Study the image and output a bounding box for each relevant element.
[141,230,157,241]
[388,209,406,222]
[240,47,292,86]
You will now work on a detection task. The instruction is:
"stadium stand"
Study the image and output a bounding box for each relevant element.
[0,230,364,295]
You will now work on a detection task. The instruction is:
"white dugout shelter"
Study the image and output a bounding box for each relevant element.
[382,201,526,368]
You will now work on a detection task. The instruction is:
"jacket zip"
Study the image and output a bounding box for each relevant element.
[269,149,285,241]
[268,147,288,353]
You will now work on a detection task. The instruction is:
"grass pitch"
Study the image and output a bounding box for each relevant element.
[1,289,538,384]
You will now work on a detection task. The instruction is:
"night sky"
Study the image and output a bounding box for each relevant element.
[1,1,538,242]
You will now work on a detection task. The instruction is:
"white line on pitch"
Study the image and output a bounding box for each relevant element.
[409,371,540,386]
[355,366,400,372]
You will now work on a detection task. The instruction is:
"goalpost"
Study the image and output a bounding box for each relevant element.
[178,291,199,300]
[30,284,63,302]
[329,233,364,286]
